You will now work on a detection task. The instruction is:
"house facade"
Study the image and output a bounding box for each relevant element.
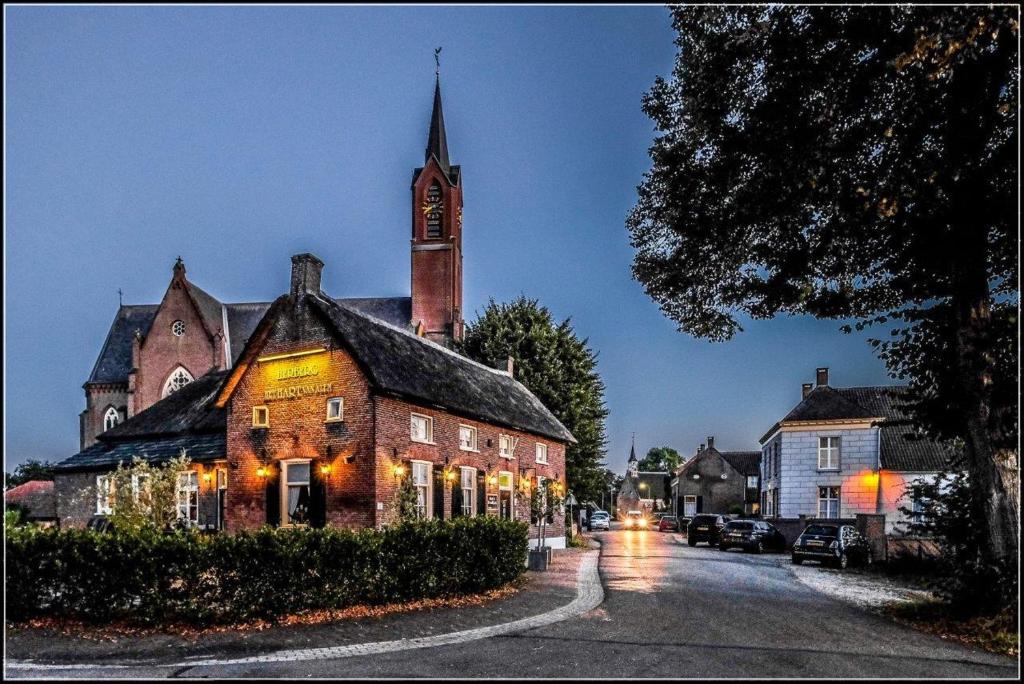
[759,367,948,533]
[670,437,760,517]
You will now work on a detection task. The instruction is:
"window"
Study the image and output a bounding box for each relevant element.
[911,487,927,525]
[818,437,840,470]
[162,366,194,398]
[171,320,185,337]
[746,475,758,490]
[412,461,431,518]
[326,397,344,422]
[763,447,770,479]
[683,495,697,517]
[131,473,151,509]
[252,405,269,428]
[818,486,841,519]
[460,467,476,517]
[774,442,781,475]
[499,434,514,459]
[424,182,443,238]
[176,472,199,526]
[96,475,114,515]
[411,413,433,444]
[281,460,311,526]
[458,425,477,451]
[535,443,548,464]
[103,407,120,431]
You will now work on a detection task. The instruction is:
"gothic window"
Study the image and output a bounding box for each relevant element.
[103,406,120,432]
[162,366,194,398]
[424,182,443,238]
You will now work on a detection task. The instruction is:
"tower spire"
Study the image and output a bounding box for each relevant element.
[426,48,450,174]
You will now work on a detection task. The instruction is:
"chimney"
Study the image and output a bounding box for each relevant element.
[802,383,814,399]
[290,253,324,296]
[697,444,705,454]
[506,356,515,376]
[816,367,829,387]
[707,436,715,450]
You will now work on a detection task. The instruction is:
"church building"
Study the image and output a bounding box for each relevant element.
[54,76,574,545]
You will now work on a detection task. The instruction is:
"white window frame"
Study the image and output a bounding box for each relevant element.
[683,495,697,517]
[818,486,841,519]
[535,442,548,464]
[326,397,344,422]
[817,436,840,470]
[460,466,476,517]
[96,474,114,515]
[410,413,434,444]
[498,434,514,459]
[252,405,269,428]
[746,475,758,489]
[412,460,433,519]
[280,459,312,527]
[458,425,478,452]
[176,471,199,526]
[103,406,120,432]
[131,473,152,509]
[162,366,195,398]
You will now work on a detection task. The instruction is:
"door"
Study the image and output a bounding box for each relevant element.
[498,471,513,519]
[216,467,227,531]
[683,495,697,517]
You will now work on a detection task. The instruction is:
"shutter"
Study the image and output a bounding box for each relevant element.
[265,468,280,527]
[433,465,445,520]
[309,460,327,528]
[477,471,486,515]
[451,479,463,518]
[696,495,703,514]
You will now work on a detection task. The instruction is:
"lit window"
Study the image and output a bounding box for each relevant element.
[162,366,194,398]
[281,461,311,526]
[817,437,840,470]
[459,425,477,451]
[252,405,269,428]
[535,442,548,464]
[818,486,841,518]
[176,472,199,526]
[460,467,476,517]
[499,434,514,459]
[96,475,114,515]
[746,475,758,489]
[412,461,431,518]
[171,320,185,337]
[411,413,433,443]
[326,397,344,422]
[103,407,120,431]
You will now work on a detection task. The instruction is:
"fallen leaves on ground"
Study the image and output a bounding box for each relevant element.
[882,600,1019,657]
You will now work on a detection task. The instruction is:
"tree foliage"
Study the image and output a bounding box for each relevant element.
[5,459,57,489]
[628,5,1018,563]
[639,446,683,472]
[106,454,192,533]
[460,296,609,504]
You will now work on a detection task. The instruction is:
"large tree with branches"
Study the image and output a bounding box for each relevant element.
[627,6,1018,564]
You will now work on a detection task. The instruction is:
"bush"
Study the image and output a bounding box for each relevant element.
[5,517,528,626]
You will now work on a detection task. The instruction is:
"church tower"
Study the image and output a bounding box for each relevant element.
[627,437,639,478]
[410,70,464,346]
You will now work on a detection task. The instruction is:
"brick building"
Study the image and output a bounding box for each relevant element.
[670,437,761,517]
[54,76,575,546]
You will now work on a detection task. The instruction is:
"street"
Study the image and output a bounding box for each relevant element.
[7,525,1018,679]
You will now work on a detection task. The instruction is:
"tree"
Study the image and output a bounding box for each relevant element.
[627,5,1018,565]
[391,471,420,523]
[106,454,193,533]
[639,446,683,472]
[5,459,57,489]
[460,297,610,504]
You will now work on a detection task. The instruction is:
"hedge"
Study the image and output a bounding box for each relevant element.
[5,517,528,625]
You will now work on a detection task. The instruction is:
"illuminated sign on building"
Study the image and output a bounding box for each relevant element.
[262,351,333,402]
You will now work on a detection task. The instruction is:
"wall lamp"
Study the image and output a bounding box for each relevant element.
[256,466,269,478]
[393,464,406,478]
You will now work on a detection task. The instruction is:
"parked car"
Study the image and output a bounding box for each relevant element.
[589,511,610,531]
[718,520,786,553]
[791,523,873,569]
[657,515,679,532]
[687,514,730,546]
[625,510,649,529]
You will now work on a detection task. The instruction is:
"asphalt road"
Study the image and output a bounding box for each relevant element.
[9,526,1018,678]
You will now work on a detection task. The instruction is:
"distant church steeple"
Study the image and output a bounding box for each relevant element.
[627,434,639,478]
[411,50,464,346]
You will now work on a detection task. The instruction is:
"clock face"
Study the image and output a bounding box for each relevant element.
[421,198,444,215]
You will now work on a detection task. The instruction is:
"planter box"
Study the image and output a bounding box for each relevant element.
[528,548,548,571]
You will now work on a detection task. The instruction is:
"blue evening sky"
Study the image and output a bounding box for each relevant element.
[5,5,896,474]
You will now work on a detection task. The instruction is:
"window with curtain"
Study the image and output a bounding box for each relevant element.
[281,461,311,526]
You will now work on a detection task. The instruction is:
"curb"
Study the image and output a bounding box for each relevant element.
[7,549,605,673]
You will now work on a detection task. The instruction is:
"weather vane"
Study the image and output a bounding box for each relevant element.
[434,46,442,76]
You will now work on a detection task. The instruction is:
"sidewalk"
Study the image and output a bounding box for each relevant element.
[6,547,592,668]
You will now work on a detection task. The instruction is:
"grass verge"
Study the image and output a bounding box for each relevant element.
[883,599,1018,657]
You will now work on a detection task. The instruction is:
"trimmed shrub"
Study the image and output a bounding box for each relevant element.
[5,517,528,625]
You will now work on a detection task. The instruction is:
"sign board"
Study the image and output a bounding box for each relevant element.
[487,494,498,509]
[565,492,578,507]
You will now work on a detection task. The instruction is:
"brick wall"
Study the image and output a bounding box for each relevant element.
[673,451,750,515]
[54,471,98,528]
[80,383,129,449]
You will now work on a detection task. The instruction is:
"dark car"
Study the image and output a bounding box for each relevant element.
[687,514,730,546]
[792,523,873,569]
[718,520,786,553]
[657,515,679,532]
